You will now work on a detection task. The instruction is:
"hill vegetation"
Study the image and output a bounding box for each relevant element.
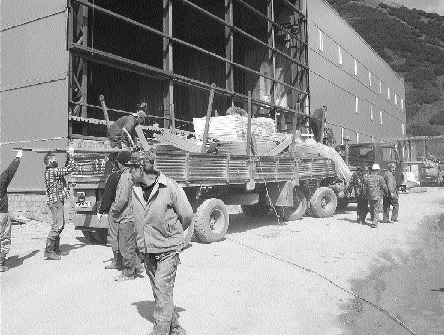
[326,0,444,136]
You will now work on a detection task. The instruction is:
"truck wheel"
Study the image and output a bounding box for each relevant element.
[310,187,337,218]
[193,198,229,243]
[280,188,307,221]
[336,198,349,212]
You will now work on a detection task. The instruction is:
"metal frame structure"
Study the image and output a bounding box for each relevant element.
[67,0,309,138]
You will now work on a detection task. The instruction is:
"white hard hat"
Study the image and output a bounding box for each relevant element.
[371,163,380,171]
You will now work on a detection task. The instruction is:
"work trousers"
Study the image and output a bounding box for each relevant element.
[118,220,140,277]
[356,197,368,223]
[383,196,399,222]
[47,201,65,241]
[107,214,119,252]
[368,199,381,225]
[0,213,12,255]
[144,252,181,335]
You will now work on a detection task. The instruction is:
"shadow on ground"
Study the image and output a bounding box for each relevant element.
[132,300,185,324]
[7,250,40,269]
[227,212,281,234]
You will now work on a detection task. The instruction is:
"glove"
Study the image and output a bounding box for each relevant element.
[97,213,102,222]
[16,150,23,158]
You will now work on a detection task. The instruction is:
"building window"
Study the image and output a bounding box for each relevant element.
[355,96,359,113]
[371,136,374,143]
[370,105,374,120]
[394,94,397,106]
[401,98,404,110]
[341,128,344,145]
[318,29,323,51]
[379,110,383,124]
[368,72,372,87]
[387,87,390,100]
[354,59,357,76]
[356,132,359,143]
[338,46,342,65]
[402,123,405,134]
[379,81,382,94]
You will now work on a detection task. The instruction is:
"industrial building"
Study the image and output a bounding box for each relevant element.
[1,0,405,194]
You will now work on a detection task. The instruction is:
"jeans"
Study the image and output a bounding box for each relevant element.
[0,213,12,254]
[369,199,381,224]
[48,201,65,241]
[144,252,181,335]
[383,196,399,221]
[107,214,119,252]
[356,197,368,223]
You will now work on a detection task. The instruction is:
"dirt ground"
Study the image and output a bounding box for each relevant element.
[1,188,443,335]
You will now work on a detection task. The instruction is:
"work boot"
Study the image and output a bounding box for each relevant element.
[147,322,170,335]
[170,324,187,335]
[105,252,123,270]
[370,222,378,228]
[114,272,135,282]
[0,252,8,272]
[44,239,61,260]
[53,236,63,255]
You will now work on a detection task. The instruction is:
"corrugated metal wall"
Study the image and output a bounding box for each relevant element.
[306,0,406,144]
[0,0,69,190]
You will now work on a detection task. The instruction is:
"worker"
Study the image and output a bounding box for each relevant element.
[0,150,23,272]
[310,105,327,143]
[347,165,369,224]
[110,153,144,282]
[107,111,147,149]
[126,150,193,335]
[364,163,388,228]
[382,163,399,223]
[98,151,132,270]
[43,148,76,260]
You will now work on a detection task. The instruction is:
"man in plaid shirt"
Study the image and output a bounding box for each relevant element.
[43,148,76,260]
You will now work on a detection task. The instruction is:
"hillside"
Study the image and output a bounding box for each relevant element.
[326,0,444,136]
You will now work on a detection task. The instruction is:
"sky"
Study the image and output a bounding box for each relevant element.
[393,0,444,15]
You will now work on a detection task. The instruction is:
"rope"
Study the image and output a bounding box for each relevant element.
[225,235,418,335]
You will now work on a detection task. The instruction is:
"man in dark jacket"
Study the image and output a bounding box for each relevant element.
[43,148,76,260]
[98,151,132,270]
[0,150,23,271]
[382,163,399,223]
[310,105,327,142]
[364,164,388,228]
[127,150,193,335]
[348,165,369,224]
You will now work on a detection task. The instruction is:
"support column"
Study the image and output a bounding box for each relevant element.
[225,0,234,105]
[267,0,276,108]
[163,0,174,129]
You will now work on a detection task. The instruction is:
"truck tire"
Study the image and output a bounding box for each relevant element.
[309,187,337,218]
[280,188,307,221]
[193,198,229,243]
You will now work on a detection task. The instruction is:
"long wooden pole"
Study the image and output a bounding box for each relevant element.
[246,91,252,156]
[201,84,216,153]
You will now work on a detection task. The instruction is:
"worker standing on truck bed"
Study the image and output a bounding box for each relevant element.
[126,150,193,335]
[364,164,388,228]
[98,151,132,270]
[347,165,369,225]
[382,163,399,223]
[0,150,23,272]
[43,148,76,260]
[106,111,147,149]
[310,105,327,143]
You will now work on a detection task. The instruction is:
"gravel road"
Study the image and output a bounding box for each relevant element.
[1,188,443,335]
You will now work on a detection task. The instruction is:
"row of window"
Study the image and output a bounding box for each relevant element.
[354,96,404,130]
[318,29,404,111]
[340,122,405,145]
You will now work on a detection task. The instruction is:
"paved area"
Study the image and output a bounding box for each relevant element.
[1,188,443,335]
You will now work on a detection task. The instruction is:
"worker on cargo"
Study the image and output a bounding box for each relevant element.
[364,163,388,228]
[347,165,369,224]
[109,153,145,282]
[98,151,131,270]
[43,148,76,260]
[0,150,23,272]
[107,111,147,149]
[382,163,399,223]
[126,150,193,335]
[310,105,327,143]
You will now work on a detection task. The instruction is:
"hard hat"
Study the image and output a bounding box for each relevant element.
[371,163,380,171]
